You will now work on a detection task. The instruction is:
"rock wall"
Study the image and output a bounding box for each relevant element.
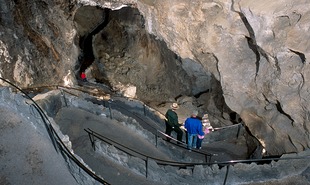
[0,0,78,87]
[91,7,193,102]
[0,0,310,155]
[135,0,310,155]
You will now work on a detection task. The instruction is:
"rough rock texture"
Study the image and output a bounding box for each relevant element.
[0,87,87,185]
[0,0,78,87]
[92,7,193,102]
[87,0,310,155]
[0,0,310,156]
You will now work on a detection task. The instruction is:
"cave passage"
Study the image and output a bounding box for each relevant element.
[71,5,265,160]
[78,8,110,74]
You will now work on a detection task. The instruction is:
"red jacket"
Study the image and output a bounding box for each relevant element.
[81,72,86,79]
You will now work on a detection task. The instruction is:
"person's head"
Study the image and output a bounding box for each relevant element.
[202,114,208,119]
[191,110,198,117]
[171,103,179,110]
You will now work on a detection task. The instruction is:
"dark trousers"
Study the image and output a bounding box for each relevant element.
[165,123,183,143]
[196,138,203,148]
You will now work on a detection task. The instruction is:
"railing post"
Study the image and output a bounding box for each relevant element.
[236,124,241,139]
[108,99,113,119]
[145,157,149,178]
[223,165,230,185]
[143,104,146,116]
[155,130,158,148]
[91,131,96,151]
[60,89,68,107]
[87,130,96,151]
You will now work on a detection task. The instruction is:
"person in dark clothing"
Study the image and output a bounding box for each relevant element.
[165,103,183,143]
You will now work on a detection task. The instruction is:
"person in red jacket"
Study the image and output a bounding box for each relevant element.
[80,71,87,82]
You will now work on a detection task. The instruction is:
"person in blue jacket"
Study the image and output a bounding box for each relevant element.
[184,110,204,150]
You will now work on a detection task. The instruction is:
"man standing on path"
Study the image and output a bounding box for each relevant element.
[165,103,183,143]
[184,110,204,150]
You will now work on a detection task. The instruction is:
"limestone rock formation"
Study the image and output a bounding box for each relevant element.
[0,0,78,87]
[0,0,310,156]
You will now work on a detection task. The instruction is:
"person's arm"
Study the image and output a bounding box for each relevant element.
[198,122,205,136]
[184,119,188,130]
[209,125,215,131]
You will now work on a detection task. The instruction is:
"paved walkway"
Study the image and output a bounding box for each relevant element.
[54,97,248,184]
[55,107,171,185]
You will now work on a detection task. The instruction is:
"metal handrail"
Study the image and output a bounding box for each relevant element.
[113,98,243,134]
[85,128,196,166]
[85,127,310,185]
[21,84,239,131]
[19,84,243,162]
[54,86,231,159]
[0,78,110,185]
[23,84,240,133]
[89,126,310,185]
[213,123,241,131]
[100,99,215,158]
[85,128,213,179]
[5,82,310,185]
[105,99,243,149]
[155,129,214,158]
[220,154,310,185]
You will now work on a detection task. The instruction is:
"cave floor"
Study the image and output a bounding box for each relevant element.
[54,97,248,185]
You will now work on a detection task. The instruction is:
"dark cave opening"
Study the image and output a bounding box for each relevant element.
[74,6,110,80]
[73,5,240,128]
[79,8,111,73]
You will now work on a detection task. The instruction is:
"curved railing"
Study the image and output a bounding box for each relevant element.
[84,96,215,159]
[21,84,242,138]
[23,84,238,158]
[85,128,310,185]
[104,96,244,141]
[10,82,310,185]
[84,128,211,177]
[58,83,310,185]
[104,97,243,146]
[0,78,110,185]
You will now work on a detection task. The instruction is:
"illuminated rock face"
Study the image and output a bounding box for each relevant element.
[0,1,79,87]
[0,0,310,155]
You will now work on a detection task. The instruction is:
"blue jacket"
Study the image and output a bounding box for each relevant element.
[184,117,204,136]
